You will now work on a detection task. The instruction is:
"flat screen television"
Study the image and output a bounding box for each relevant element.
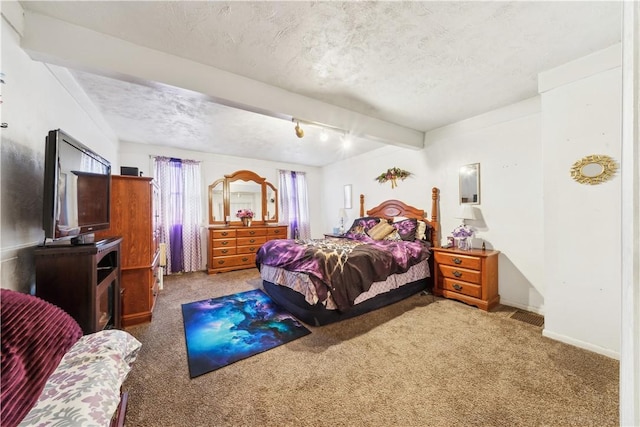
[42,129,111,245]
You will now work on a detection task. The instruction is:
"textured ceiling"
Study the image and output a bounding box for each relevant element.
[20,1,622,167]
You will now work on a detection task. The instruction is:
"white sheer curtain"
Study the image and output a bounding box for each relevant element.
[278,170,310,239]
[154,157,202,274]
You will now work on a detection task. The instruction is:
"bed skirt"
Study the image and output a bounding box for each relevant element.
[262,277,430,326]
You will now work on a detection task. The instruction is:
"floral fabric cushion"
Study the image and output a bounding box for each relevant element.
[392,218,418,241]
[18,330,142,427]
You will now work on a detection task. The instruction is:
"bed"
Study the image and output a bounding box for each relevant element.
[256,188,440,326]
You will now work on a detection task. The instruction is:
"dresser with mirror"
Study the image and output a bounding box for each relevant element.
[207,170,287,273]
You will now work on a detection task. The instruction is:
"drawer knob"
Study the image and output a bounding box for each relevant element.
[250,239,255,243]
[453,284,463,291]
[274,230,280,234]
[222,232,228,236]
[242,257,248,262]
[453,271,462,278]
[249,231,255,235]
[218,260,225,265]
[221,249,228,254]
[249,247,256,251]
[222,241,229,246]
[453,258,462,264]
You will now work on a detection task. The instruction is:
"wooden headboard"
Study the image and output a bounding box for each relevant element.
[359,187,440,247]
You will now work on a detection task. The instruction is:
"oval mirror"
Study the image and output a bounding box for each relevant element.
[581,163,605,177]
[459,163,480,205]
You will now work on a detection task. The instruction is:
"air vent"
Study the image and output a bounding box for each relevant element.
[509,310,544,327]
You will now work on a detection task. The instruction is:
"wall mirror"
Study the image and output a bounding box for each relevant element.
[459,163,480,204]
[570,154,618,185]
[208,170,278,225]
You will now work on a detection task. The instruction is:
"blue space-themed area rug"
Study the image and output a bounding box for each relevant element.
[181,289,311,378]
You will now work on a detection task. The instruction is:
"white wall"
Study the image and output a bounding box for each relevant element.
[323,44,623,358]
[0,11,119,292]
[323,97,545,314]
[118,141,323,270]
[540,45,622,357]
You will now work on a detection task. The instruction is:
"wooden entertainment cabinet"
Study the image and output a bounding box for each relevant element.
[34,237,122,335]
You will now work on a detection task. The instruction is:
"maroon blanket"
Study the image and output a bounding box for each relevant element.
[256,237,430,311]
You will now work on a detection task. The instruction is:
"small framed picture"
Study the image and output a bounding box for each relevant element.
[343,184,352,209]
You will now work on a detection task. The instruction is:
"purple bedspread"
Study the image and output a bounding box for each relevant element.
[256,237,430,311]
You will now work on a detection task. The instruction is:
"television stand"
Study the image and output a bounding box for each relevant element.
[35,237,123,334]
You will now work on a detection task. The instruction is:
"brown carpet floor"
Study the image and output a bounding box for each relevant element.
[123,270,618,427]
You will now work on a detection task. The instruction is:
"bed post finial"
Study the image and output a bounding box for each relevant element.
[431,187,440,247]
[359,194,365,217]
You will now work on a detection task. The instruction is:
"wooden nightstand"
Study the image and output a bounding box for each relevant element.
[432,247,500,311]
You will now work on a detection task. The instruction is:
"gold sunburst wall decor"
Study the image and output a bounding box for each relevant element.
[570,154,618,185]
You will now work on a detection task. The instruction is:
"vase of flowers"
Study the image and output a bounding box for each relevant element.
[452,224,474,250]
[236,209,254,226]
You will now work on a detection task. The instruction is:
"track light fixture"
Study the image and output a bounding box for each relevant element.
[294,120,304,138]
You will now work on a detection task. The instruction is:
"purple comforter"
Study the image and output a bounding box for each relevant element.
[256,237,431,311]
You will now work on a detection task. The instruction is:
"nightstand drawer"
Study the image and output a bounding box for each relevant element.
[434,252,481,270]
[439,265,481,284]
[442,278,482,298]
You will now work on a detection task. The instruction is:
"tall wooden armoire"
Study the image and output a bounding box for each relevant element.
[96,175,161,326]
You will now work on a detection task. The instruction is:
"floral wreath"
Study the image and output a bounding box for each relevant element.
[375,167,411,188]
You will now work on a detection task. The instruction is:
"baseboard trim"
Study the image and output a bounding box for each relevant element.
[499,298,543,315]
[542,329,620,360]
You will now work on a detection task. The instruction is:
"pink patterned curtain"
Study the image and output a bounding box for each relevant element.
[278,170,310,239]
[154,157,202,274]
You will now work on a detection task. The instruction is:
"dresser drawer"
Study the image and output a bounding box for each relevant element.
[439,265,481,284]
[442,278,482,298]
[211,229,236,239]
[237,236,266,246]
[213,247,236,257]
[237,244,261,254]
[237,228,267,238]
[211,254,256,269]
[434,252,481,270]
[212,238,235,248]
[266,227,287,238]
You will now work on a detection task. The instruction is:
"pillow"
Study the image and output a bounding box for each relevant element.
[392,218,418,241]
[366,221,395,240]
[0,289,82,427]
[345,217,384,238]
[416,220,428,241]
[383,230,402,241]
[20,330,142,427]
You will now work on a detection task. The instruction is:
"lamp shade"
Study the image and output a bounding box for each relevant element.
[456,204,476,221]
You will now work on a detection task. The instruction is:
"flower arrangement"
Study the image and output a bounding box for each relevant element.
[452,224,474,238]
[236,209,254,219]
[375,167,411,188]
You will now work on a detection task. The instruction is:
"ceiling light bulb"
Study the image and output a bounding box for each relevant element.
[342,133,352,148]
[319,129,329,142]
[295,122,304,138]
